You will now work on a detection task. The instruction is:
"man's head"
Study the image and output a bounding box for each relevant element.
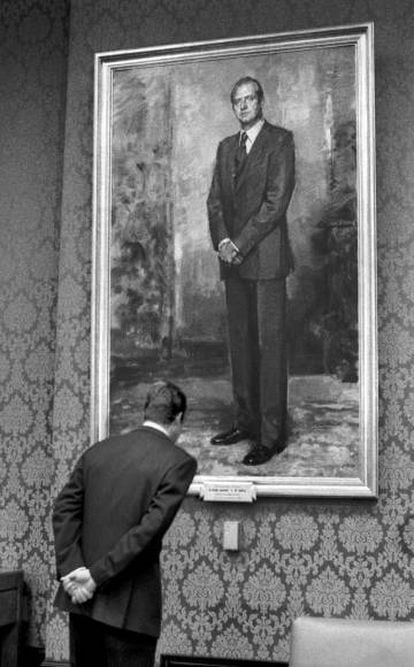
[144,380,187,442]
[230,76,264,130]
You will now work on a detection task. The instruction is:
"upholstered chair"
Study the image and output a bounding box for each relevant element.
[289,616,414,667]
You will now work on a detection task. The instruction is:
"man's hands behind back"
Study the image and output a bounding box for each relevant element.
[61,567,97,604]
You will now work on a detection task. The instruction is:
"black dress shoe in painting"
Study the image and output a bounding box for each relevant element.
[242,440,287,466]
[210,427,250,445]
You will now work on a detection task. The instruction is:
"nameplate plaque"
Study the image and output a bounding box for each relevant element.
[200,481,256,502]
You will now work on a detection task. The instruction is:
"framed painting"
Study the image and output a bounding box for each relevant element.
[91,23,377,498]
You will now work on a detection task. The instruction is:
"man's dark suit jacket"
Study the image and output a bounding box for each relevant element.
[53,426,197,637]
[207,120,295,280]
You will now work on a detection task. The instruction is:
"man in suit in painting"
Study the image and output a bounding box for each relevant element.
[207,76,295,466]
[52,380,197,667]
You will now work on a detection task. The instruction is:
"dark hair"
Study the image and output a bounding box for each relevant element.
[230,76,264,105]
[144,380,187,424]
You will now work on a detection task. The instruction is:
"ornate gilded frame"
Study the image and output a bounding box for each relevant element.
[91,24,377,499]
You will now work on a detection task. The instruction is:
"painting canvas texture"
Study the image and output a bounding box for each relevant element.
[110,45,358,479]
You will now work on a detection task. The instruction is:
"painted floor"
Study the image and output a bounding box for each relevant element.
[111,373,359,479]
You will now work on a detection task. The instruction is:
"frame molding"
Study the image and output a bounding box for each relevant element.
[92,23,377,499]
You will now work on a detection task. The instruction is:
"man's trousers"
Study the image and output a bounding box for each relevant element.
[225,275,288,449]
[69,613,156,667]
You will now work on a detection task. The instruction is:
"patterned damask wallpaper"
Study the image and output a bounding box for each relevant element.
[0,0,69,648]
[1,0,414,662]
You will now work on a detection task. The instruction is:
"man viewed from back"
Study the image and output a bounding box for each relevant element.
[53,380,197,667]
[207,76,296,466]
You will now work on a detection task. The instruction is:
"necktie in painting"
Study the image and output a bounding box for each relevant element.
[234,131,248,182]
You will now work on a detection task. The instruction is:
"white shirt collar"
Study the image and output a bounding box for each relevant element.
[142,420,169,437]
[241,118,265,147]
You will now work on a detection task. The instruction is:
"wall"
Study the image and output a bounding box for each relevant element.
[1,0,413,661]
[0,0,69,648]
[46,0,414,663]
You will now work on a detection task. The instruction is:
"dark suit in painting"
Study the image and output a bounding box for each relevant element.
[208,113,295,463]
[53,381,196,666]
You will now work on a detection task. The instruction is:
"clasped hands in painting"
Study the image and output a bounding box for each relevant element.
[218,238,243,265]
[61,567,97,605]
